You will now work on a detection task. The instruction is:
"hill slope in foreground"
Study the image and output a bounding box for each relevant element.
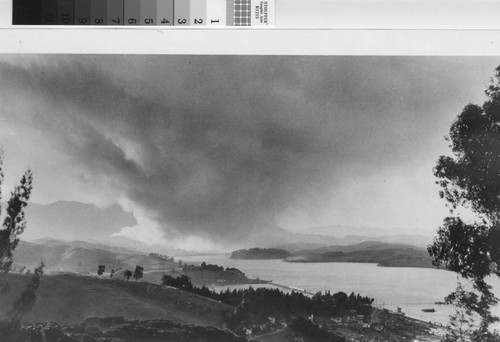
[0,271,441,341]
[0,273,230,328]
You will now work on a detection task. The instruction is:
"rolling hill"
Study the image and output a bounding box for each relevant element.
[0,273,231,327]
[11,240,178,275]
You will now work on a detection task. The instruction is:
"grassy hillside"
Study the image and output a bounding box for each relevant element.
[0,273,231,327]
[10,240,255,290]
[0,272,440,342]
[2,318,244,342]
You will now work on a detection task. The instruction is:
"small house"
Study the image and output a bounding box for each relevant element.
[330,317,342,324]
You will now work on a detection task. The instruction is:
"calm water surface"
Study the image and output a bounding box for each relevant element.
[180,254,500,327]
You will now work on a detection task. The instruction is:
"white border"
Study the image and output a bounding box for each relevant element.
[3,0,500,55]
[1,29,500,55]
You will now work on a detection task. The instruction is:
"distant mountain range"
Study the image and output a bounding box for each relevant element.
[19,201,433,253]
[246,224,432,250]
[23,201,137,242]
[296,225,431,239]
[20,201,192,254]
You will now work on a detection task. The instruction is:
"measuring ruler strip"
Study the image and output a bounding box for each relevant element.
[12,0,274,26]
[107,0,124,25]
[90,0,107,25]
[157,0,173,25]
[206,0,225,26]
[75,0,91,24]
[190,0,205,26]
[174,0,189,26]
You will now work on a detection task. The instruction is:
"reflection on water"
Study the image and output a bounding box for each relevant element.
[180,254,500,328]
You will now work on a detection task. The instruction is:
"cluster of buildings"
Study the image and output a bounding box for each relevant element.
[242,315,287,337]
[312,308,395,331]
[242,309,398,341]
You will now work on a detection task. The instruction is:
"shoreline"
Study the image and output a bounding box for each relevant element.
[261,281,316,296]
[209,280,443,341]
[210,280,448,326]
[209,280,315,296]
[178,255,472,328]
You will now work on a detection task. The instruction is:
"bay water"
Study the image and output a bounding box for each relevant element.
[180,254,500,328]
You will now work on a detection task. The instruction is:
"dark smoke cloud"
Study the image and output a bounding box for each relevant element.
[0,56,340,242]
[0,55,498,244]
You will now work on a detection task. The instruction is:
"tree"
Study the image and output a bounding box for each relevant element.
[97,265,105,276]
[0,151,43,336]
[123,270,132,280]
[8,262,44,327]
[162,274,193,290]
[440,282,500,342]
[0,151,34,274]
[429,65,500,340]
[133,265,144,281]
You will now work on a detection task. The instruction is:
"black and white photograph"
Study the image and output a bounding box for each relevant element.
[1,54,500,342]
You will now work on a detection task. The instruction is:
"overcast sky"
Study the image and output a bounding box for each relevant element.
[0,55,498,249]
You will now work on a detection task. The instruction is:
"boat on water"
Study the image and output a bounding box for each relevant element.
[421,308,436,313]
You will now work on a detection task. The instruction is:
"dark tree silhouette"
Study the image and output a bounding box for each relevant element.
[162,273,373,332]
[162,274,193,291]
[0,151,33,274]
[0,151,44,337]
[429,66,500,340]
[133,265,144,281]
[97,265,105,276]
[124,270,133,280]
[8,262,44,327]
